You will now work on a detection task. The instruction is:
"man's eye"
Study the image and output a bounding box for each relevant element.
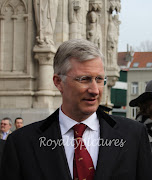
[80,76,91,82]
[96,77,104,82]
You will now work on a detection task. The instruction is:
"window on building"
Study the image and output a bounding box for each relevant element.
[146,62,152,68]
[131,82,138,95]
[133,62,139,68]
[131,107,138,119]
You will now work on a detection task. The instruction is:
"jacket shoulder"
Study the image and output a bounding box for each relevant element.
[110,114,143,128]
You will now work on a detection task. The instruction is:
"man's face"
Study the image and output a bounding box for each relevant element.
[0,120,11,133]
[15,119,23,129]
[54,57,105,121]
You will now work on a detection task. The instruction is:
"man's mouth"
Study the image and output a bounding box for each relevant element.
[86,99,96,101]
[83,98,97,104]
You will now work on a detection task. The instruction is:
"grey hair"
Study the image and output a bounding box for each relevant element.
[53,39,104,75]
[1,117,12,126]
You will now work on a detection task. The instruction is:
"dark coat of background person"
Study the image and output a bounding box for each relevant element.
[0,139,5,173]
[0,106,152,180]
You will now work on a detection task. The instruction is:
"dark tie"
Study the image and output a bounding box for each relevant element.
[73,123,95,180]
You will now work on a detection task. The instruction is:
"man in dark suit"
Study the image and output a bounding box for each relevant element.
[1,39,152,180]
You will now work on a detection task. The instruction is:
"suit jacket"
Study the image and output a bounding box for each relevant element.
[0,139,5,170]
[1,106,152,180]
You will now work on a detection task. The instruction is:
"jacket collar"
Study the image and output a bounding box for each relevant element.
[96,105,116,128]
[39,106,117,133]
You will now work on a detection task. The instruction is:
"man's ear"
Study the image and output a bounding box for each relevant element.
[53,74,63,93]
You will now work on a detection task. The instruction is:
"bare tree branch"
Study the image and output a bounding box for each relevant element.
[133,40,152,52]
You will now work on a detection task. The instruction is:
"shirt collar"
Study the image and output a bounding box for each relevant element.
[59,107,99,135]
[2,131,9,135]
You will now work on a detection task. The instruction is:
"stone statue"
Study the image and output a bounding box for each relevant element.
[89,1,102,11]
[87,11,102,49]
[33,0,59,51]
[69,0,89,39]
[107,14,119,67]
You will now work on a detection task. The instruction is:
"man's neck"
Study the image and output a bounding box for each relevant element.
[60,106,96,122]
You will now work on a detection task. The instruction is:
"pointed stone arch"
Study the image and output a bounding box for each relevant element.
[15,0,27,14]
[1,0,15,15]
[1,0,27,15]
[0,0,28,72]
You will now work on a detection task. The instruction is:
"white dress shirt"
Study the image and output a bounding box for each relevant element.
[2,131,9,140]
[59,108,100,178]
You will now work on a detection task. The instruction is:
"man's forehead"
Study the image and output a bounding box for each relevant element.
[16,119,23,122]
[1,120,9,123]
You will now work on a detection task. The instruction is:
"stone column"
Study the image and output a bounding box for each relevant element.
[11,15,18,71]
[33,0,60,110]
[106,0,121,110]
[33,49,59,109]
[34,51,54,91]
[0,15,5,71]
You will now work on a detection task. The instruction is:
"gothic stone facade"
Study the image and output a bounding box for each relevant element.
[0,0,121,125]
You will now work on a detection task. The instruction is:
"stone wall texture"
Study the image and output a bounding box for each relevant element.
[0,0,121,125]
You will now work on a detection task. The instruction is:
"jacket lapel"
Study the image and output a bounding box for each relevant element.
[32,109,72,180]
[95,108,126,179]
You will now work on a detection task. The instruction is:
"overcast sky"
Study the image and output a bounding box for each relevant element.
[118,0,152,52]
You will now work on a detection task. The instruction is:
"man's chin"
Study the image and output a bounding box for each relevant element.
[82,106,98,115]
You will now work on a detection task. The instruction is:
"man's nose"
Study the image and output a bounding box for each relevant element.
[88,80,100,95]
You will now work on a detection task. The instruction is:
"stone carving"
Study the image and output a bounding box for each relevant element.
[89,0,102,11]
[69,0,89,39]
[87,11,102,49]
[16,3,26,14]
[109,0,121,14]
[109,0,115,13]
[107,76,118,87]
[115,0,121,13]
[0,0,27,72]
[87,1,102,49]
[33,0,59,51]
[3,4,14,15]
[0,1,3,12]
[1,0,27,14]
[107,14,120,67]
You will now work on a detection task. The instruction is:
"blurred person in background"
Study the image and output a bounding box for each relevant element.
[14,117,23,130]
[129,80,152,146]
[0,117,12,140]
